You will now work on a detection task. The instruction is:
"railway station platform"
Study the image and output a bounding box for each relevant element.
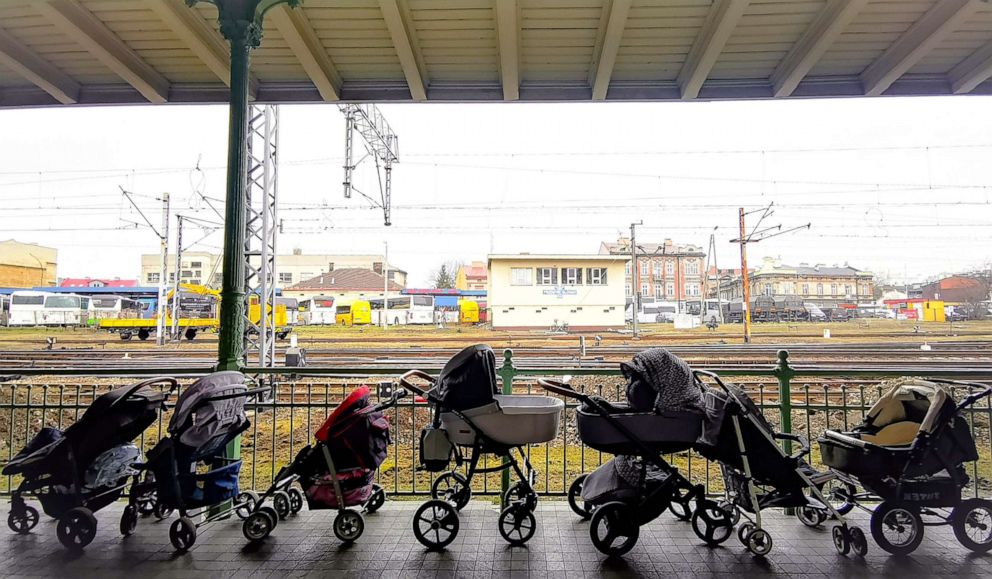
[1,502,986,579]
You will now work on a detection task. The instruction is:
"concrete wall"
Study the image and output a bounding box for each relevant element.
[488,257,627,329]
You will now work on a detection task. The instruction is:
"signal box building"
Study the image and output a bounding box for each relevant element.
[488,254,628,330]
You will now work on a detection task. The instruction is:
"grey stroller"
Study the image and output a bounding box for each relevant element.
[400,344,564,549]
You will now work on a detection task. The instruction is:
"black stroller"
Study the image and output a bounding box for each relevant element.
[538,349,711,557]
[3,378,175,550]
[400,345,564,549]
[819,378,992,555]
[242,383,404,544]
[127,371,268,551]
[694,370,859,557]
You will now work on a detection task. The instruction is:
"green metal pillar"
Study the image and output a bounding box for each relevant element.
[775,349,794,455]
[498,349,515,504]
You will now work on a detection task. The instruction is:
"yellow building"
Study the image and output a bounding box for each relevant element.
[0,240,57,287]
[455,261,488,291]
[488,254,628,330]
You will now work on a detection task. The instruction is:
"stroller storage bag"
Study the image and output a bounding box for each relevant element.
[420,427,454,472]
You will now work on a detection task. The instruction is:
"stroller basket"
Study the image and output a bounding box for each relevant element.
[153,460,241,510]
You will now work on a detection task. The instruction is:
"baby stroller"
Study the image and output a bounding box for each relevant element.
[3,377,175,550]
[242,383,405,543]
[819,378,992,555]
[127,371,268,551]
[537,349,711,557]
[694,370,859,557]
[400,344,564,549]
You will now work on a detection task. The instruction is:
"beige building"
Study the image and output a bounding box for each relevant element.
[0,240,57,287]
[719,257,875,307]
[488,254,628,330]
[281,268,404,304]
[139,250,406,288]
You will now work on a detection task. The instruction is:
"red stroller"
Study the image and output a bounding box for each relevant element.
[241,384,403,543]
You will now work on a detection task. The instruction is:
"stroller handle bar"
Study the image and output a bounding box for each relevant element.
[536,378,588,401]
[111,377,180,409]
[203,385,271,403]
[398,370,436,397]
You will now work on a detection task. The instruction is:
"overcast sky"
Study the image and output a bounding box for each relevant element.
[2,96,991,287]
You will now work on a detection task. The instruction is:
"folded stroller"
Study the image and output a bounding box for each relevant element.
[694,370,859,557]
[127,371,268,551]
[819,378,992,556]
[400,344,564,549]
[538,348,710,557]
[3,378,175,550]
[241,384,404,543]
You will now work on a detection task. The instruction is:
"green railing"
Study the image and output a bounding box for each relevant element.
[1,349,990,499]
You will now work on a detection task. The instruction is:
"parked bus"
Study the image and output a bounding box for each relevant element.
[335,300,371,326]
[370,295,435,325]
[0,295,8,326]
[458,299,479,324]
[9,291,88,326]
[89,295,143,323]
[299,296,337,325]
[276,297,299,327]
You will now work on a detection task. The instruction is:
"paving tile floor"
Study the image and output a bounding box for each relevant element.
[0,500,989,578]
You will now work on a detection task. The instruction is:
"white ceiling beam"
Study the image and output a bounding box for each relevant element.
[771,0,867,98]
[677,0,750,100]
[589,0,631,101]
[495,0,520,101]
[860,0,978,97]
[378,0,427,101]
[145,0,230,85]
[949,39,992,94]
[39,0,169,103]
[0,27,80,104]
[270,4,341,101]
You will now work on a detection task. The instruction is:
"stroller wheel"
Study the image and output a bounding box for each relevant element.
[365,485,385,514]
[738,522,755,545]
[136,493,156,516]
[235,491,260,520]
[691,500,733,546]
[56,507,97,550]
[745,528,773,556]
[333,510,365,543]
[503,481,535,510]
[260,506,279,530]
[796,505,826,528]
[849,526,868,557]
[289,487,306,515]
[669,484,696,522]
[7,505,39,534]
[272,490,292,520]
[243,510,275,542]
[169,516,197,552]
[717,500,740,526]
[153,501,174,521]
[952,498,992,553]
[498,505,536,546]
[568,474,593,520]
[431,472,472,511]
[870,502,924,556]
[832,525,850,556]
[120,504,138,537]
[413,500,459,550]
[590,501,639,557]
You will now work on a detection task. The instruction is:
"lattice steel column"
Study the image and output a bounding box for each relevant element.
[243,104,279,367]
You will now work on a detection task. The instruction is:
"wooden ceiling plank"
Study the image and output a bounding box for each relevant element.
[949,38,992,93]
[270,4,341,101]
[0,26,80,104]
[860,0,979,97]
[495,0,520,100]
[378,0,428,100]
[144,0,230,85]
[677,0,750,100]
[38,0,169,103]
[590,0,631,100]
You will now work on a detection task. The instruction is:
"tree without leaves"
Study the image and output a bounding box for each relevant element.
[432,263,456,289]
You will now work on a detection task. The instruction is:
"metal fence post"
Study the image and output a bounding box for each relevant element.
[776,349,794,453]
[498,349,515,503]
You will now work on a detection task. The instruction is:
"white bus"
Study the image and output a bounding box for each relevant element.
[89,295,142,321]
[0,295,8,326]
[369,295,435,325]
[9,291,88,326]
[298,296,337,325]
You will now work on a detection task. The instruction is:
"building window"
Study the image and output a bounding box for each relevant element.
[191,261,202,268]
[666,261,675,275]
[830,283,838,296]
[625,283,632,296]
[640,283,649,296]
[654,284,663,298]
[536,268,557,285]
[639,262,648,276]
[686,284,700,297]
[625,262,631,276]
[802,283,809,295]
[181,270,193,278]
[279,272,293,284]
[587,268,607,285]
[685,261,699,275]
[844,284,852,297]
[511,268,533,286]
[817,283,823,296]
[561,268,582,285]
[147,273,160,283]
[168,273,175,283]
[652,262,661,278]
[666,282,674,296]
[763,284,773,296]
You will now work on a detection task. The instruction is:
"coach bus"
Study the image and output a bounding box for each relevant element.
[335,300,371,326]
[8,291,88,326]
[369,295,435,325]
[298,296,337,325]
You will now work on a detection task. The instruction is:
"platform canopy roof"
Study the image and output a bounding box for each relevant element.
[1,0,992,107]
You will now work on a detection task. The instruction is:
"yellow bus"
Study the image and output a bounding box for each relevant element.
[458,299,479,324]
[335,300,371,326]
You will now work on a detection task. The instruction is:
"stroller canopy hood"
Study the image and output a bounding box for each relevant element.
[866,379,953,435]
[620,348,704,413]
[315,385,371,442]
[169,371,249,448]
[436,344,499,412]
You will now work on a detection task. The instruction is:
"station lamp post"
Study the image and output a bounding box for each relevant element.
[187,0,299,371]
